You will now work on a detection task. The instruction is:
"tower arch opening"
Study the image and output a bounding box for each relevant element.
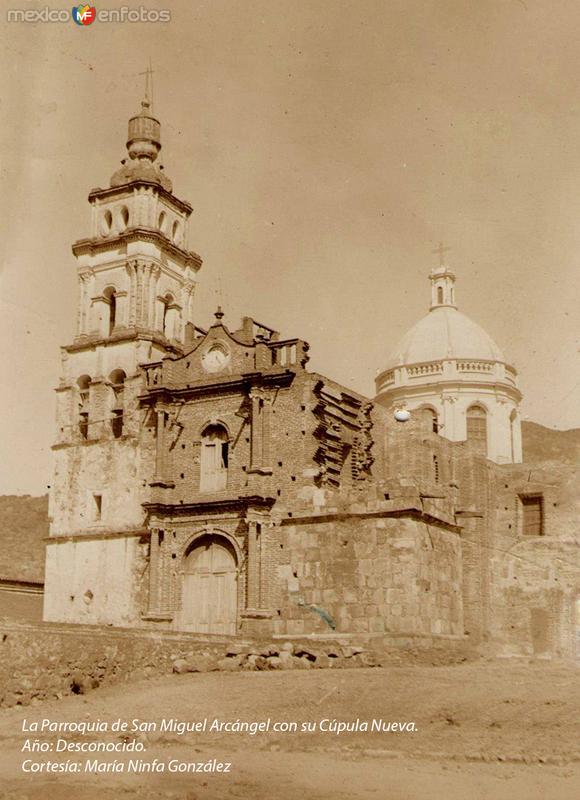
[119,205,130,230]
[109,369,127,438]
[159,292,180,340]
[100,209,113,236]
[77,375,91,440]
[103,286,117,336]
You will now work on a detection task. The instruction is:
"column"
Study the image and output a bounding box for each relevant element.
[115,290,128,329]
[135,260,144,327]
[257,523,265,608]
[127,261,137,327]
[249,388,273,473]
[158,530,171,616]
[249,390,262,470]
[261,396,272,470]
[181,280,195,332]
[246,520,259,609]
[77,271,87,335]
[150,265,161,331]
[154,408,166,480]
[148,528,161,614]
[141,262,151,328]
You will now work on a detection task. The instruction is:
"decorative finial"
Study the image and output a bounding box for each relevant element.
[215,306,224,321]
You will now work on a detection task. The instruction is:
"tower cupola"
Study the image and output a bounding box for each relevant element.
[110,91,172,192]
[127,97,161,162]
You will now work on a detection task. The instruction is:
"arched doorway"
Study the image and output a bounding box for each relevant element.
[181,534,237,634]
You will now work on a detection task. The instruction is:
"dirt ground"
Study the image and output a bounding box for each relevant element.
[0,660,579,799]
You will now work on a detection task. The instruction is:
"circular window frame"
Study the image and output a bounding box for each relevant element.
[201,343,231,373]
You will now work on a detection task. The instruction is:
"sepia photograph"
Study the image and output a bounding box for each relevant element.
[0,1,579,798]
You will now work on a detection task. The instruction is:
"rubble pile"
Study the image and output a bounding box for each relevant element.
[172,641,378,674]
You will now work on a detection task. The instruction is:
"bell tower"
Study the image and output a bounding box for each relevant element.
[73,94,201,354]
[44,90,202,625]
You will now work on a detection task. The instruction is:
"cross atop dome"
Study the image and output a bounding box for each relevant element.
[432,241,450,267]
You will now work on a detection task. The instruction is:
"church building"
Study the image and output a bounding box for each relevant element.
[43,94,579,659]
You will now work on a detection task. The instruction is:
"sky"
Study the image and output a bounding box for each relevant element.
[0,0,579,495]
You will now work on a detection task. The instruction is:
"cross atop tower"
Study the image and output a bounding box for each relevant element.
[138,60,155,112]
[432,241,451,267]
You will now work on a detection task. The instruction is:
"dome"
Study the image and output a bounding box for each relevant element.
[384,306,505,369]
[110,159,172,192]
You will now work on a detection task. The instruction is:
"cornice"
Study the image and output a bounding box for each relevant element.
[375,378,523,403]
[64,328,184,355]
[72,228,202,272]
[143,495,276,517]
[87,181,193,215]
[139,369,295,404]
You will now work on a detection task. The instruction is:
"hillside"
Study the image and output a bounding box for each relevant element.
[0,495,48,583]
[521,420,580,464]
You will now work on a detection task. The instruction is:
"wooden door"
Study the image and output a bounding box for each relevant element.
[182,536,237,634]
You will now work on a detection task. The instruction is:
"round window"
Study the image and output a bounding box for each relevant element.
[201,344,230,373]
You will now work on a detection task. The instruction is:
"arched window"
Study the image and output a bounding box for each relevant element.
[200,424,229,492]
[172,220,181,243]
[103,287,116,336]
[437,286,444,304]
[158,211,167,234]
[77,375,91,440]
[109,369,126,438]
[466,405,487,455]
[420,406,439,434]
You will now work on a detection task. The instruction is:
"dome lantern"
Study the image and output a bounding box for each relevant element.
[429,242,457,310]
[430,264,457,310]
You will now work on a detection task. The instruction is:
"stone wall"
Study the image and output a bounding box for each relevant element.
[0,621,230,708]
[274,512,463,638]
[488,459,580,658]
[0,619,473,709]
